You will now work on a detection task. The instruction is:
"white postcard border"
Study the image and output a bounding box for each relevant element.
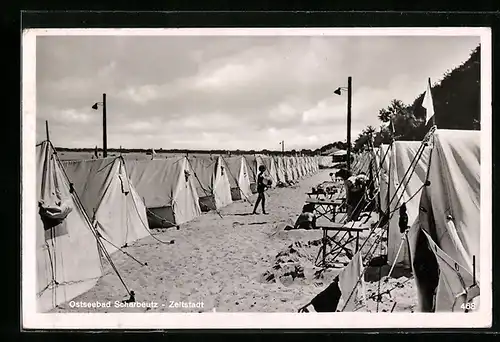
[22,27,492,329]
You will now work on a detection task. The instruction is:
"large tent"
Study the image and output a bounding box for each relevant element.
[221,155,253,201]
[283,157,295,182]
[386,141,431,267]
[63,157,150,254]
[261,156,279,187]
[126,157,202,228]
[303,157,310,174]
[311,156,319,173]
[377,144,392,213]
[187,155,233,211]
[318,156,334,168]
[353,150,374,175]
[298,157,307,178]
[243,155,266,193]
[290,157,300,180]
[409,129,480,312]
[273,156,286,185]
[36,141,103,312]
[295,157,305,178]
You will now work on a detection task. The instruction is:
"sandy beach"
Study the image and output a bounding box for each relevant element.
[53,169,416,313]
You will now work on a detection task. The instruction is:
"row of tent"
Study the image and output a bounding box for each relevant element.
[318,156,335,168]
[124,154,319,227]
[349,129,481,312]
[35,141,320,312]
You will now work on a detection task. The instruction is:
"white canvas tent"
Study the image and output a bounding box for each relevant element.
[332,150,347,156]
[63,157,151,254]
[312,156,319,172]
[261,156,278,187]
[244,155,269,192]
[318,156,334,168]
[126,157,202,227]
[304,157,310,174]
[273,156,286,184]
[386,141,431,267]
[409,129,481,312]
[311,156,318,173]
[290,157,300,180]
[298,157,307,177]
[36,141,103,312]
[187,155,233,211]
[222,155,253,201]
[377,144,392,213]
[353,150,373,175]
[295,157,303,178]
[283,157,294,182]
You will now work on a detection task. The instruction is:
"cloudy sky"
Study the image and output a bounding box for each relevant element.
[35,33,480,151]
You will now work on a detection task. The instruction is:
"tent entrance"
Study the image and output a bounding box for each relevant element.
[199,195,217,212]
[147,206,177,229]
[230,187,243,201]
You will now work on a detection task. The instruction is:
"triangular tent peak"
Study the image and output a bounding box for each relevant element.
[260,156,278,187]
[272,156,286,185]
[283,156,295,182]
[126,157,202,227]
[187,155,233,211]
[243,155,259,193]
[386,141,432,267]
[289,156,299,180]
[221,155,252,201]
[62,156,150,254]
[36,141,103,312]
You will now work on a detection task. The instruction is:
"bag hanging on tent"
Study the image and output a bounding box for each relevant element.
[399,202,409,234]
[38,198,72,236]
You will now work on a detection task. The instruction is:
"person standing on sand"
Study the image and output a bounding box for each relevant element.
[252,165,268,215]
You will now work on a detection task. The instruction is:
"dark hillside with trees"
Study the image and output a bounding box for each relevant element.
[411,45,480,131]
[352,44,481,150]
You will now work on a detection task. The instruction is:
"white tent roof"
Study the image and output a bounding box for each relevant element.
[409,129,480,312]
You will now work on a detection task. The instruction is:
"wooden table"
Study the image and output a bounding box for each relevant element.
[307,182,343,199]
[305,198,345,222]
[314,220,370,268]
[306,191,338,200]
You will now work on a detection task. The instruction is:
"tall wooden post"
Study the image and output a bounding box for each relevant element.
[102,93,107,158]
[45,120,50,141]
[347,76,352,172]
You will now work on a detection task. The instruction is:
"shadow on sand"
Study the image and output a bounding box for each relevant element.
[364,264,413,282]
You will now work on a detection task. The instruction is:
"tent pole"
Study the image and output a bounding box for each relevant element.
[473,255,476,285]
[385,142,393,257]
[45,120,50,141]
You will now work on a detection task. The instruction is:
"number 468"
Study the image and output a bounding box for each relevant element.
[461,302,476,311]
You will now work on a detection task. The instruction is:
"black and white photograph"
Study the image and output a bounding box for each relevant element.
[22,27,492,329]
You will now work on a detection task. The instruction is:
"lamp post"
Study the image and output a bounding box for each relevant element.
[92,93,107,158]
[279,140,285,155]
[334,76,352,171]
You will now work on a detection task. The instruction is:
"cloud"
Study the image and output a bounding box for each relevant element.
[35,34,480,150]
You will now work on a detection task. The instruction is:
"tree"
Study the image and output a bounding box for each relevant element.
[411,45,480,132]
[378,99,408,123]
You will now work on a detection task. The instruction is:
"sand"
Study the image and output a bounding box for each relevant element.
[52,169,417,313]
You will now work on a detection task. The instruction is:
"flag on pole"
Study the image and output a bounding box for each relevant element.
[151,148,156,160]
[422,78,435,125]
